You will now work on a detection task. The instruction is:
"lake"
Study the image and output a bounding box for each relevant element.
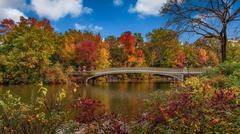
[0,82,170,119]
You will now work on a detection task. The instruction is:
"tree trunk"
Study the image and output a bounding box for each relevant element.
[221,36,227,62]
[221,24,228,62]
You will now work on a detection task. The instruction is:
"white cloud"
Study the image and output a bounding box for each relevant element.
[0,0,25,9]
[0,0,27,22]
[113,0,124,6]
[0,8,27,22]
[31,0,92,20]
[129,0,167,16]
[75,23,103,32]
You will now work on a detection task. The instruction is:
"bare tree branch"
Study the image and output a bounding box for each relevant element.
[162,0,240,62]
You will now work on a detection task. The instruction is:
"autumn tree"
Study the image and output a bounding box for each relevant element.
[105,35,118,47]
[120,32,136,55]
[0,17,59,83]
[64,30,101,45]
[183,45,201,67]
[198,48,209,65]
[109,44,126,67]
[0,19,16,34]
[175,51,186,68]
[135,49,145,66]
[208,51,220,66]
[59,30,103,68]
[105,35,125,67]
[134,32,144,48]
[120,32,136,66]
[75,41,97,69]
[227,40,240,62]
[60,44,76,65]
[96,41,111,69]
[195,37,221,58]
[142,42,156,67]
[120,31,145,67]
[146,28,182,67]
[162,0,240,62]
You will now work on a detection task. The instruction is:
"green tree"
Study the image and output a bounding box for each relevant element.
[106,35,126,67]
[146,28,182,67]
[183,45,200,67]
[109,44,126,67]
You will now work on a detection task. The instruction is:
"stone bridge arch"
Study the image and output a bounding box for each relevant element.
[70,67,206,84]
[85,71,183,84]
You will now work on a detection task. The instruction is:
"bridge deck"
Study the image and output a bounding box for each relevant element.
[72,67,207,75]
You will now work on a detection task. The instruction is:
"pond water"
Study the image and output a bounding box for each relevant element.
[0,82,170,118]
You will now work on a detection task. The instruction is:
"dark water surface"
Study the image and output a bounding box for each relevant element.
[0,82,170,118]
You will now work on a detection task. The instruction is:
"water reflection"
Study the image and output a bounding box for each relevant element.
[0,82,170,117]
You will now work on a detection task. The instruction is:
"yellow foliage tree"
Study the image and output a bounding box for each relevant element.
[61,44,76,61]
[96,42,111,69]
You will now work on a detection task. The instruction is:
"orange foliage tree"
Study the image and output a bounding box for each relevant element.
[198,48,209,65]
[175,51,186,68]
[119,31,145,66]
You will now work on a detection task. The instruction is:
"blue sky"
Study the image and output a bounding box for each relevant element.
[4,0,239,42]
[52,0,167,39]
[1,0,185,41]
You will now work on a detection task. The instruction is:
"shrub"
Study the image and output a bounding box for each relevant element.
[0,85,75,134]
[71,98,104,124]
[207,75,227,88]
[204,62,240,88]
[226,70,240,88]
[218,62,240,75]
[205,67,221,78]
[206,62,240,77]
[71,98,128,134]
[134,77,240,133]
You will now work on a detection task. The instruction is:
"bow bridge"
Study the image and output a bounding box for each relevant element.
[70,67,207,84]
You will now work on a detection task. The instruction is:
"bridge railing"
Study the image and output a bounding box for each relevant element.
[70,67,208,76]
[93,67,208,73]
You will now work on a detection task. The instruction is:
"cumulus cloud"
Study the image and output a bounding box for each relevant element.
[0,8,27,22]
[75,23,103,32]
[0,0,25,9]
[113,0,124,6]
[0,0,27,22]
[31,0,92,20]
[129,0,167,16]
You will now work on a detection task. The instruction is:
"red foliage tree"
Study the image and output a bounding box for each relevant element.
[0,17,53,35]
[75,41,97,69]
[120,31,136,55]
[29,18,53,32]
[119,31,146,66]
[0,19,16,34]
